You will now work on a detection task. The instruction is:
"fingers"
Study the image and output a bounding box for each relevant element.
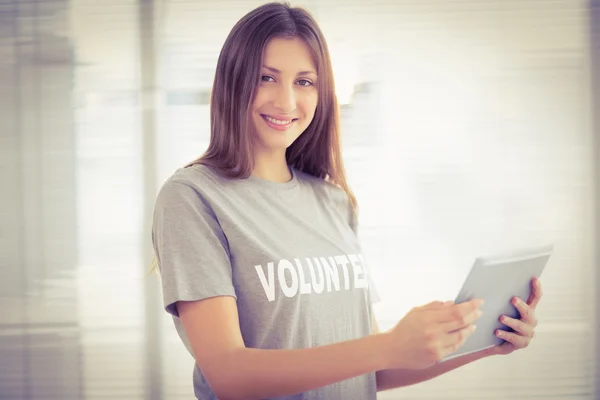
[526,277,544,309]
[440,324,477,351]
[499,315,534,337]
[432,298,483,325]
[495,328,531,348]
[440,306,482,332]
[512,296,537,326]
[418,324,476,363]
[410,299,482,363]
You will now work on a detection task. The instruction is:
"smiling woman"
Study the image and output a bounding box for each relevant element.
[150,2,526,400]
[251,37,319,158]
[186,1,349,195]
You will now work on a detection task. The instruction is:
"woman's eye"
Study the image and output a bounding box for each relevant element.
[261,75,275,82]
[297,79,313,87]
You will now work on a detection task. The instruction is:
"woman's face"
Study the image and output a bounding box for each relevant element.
[250,36,319,154]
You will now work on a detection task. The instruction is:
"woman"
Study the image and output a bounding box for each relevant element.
[151,2,543,399]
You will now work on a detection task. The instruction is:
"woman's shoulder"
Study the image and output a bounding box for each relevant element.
[294,168,350,205]
[156,164,225,206]
[170,163,224,186]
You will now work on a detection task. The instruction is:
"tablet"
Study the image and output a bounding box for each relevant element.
[442,244,554,362]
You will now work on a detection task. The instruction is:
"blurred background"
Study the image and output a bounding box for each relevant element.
[1,0,599,399]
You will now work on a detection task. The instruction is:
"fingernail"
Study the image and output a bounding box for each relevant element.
[472,325,477,332]
[496,330,503,337]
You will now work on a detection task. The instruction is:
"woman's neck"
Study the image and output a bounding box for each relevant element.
[251,150,292,183]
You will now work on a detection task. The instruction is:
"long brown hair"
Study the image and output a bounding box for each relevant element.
[187,1,358,213]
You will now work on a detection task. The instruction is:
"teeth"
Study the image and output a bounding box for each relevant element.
[265,115,292,125]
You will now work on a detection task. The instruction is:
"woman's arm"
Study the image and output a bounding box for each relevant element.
[376,344,496,391]
[376,349,497,391]
[178,296,389,400]
[179,295,481,400]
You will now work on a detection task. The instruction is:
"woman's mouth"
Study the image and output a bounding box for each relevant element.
[261,114,297,131]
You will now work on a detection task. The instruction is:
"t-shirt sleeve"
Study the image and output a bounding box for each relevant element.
[152,179,237,318]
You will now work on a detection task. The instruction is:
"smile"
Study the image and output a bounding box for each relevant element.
[261,114,297,131]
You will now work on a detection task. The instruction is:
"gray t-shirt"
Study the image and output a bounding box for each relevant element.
[152,164,380,400]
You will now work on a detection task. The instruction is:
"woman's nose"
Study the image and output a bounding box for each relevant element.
[272,85,296,113]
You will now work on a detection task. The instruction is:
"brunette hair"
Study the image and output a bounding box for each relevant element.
[186,1,358,212]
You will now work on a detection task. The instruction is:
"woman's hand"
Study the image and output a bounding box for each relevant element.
[491,276,543,356]
[382,299,484,370]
